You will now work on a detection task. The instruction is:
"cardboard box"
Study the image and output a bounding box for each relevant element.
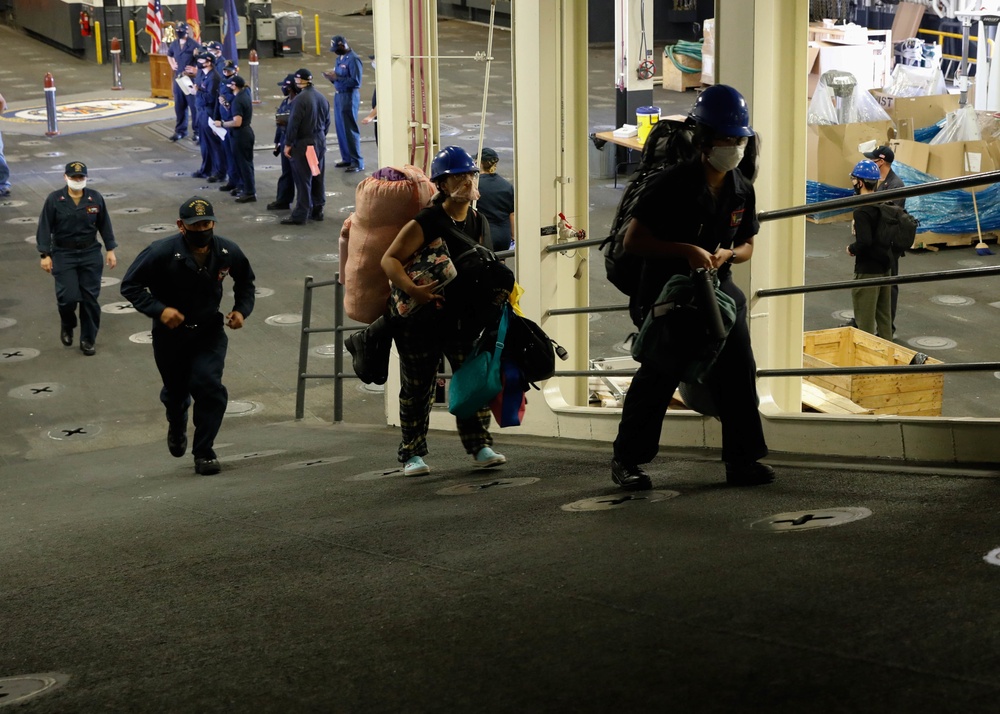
[662,49,701,92]
[807,120,895,185]
[814,42,891,92]
[870,90,959,129]
[893,137,1000,185]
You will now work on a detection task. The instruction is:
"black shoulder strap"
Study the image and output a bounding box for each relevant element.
[445,210,495,257]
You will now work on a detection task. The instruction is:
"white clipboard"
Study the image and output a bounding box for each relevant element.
[175,75,196,96]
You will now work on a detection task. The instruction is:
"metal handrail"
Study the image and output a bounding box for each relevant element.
[757,265,1000,298]
[759,168,1000,222]
[295,277,363,422]
[300,247,516,423]
[301,165,1000,415]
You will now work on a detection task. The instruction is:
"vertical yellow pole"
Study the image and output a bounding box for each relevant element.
[95,21,103,65]
[315,15,321,56]
[129,19,137,63]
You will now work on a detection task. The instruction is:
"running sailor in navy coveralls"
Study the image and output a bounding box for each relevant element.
[36,161,117,356]
[120,196,256,476]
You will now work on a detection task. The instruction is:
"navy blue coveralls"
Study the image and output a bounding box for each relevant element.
[36,187,117,344]
[167,37,201,138]
[230,89,255,197]
[120,233,255,461]
[273,92,296,207]
[284,84,331,222]
[328,49,364,169]
[218,80,241,194]
[196,65,224,178]
[613,159,767,467]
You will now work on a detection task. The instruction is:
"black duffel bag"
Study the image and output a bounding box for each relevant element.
[504,312,566,384]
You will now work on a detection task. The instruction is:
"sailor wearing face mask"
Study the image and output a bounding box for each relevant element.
[609,85,774,493]
[120,196,256,476]
[323,34,364,172]
[36,161,117,356]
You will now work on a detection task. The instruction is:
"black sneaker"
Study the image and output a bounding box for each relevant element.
[725,461,775,486]
[219,183,236,191]
[611,459,653,491]
[310,210,324,221]
[266,201,291,210]
[235,194,257,203]
[167,424,188,458]
[195,457,221,475]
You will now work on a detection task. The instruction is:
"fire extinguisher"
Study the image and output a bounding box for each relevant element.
[79,10,92,38]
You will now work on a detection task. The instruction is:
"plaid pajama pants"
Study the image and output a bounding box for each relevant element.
[394,320,493,463]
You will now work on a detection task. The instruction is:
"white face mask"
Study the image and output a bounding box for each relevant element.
[449,174,480,202]
[707,144,746,173]
[66,177,87,191]
[370,60,376,69]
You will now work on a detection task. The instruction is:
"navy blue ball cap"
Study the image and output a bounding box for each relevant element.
[65,161,88,177]
[179,196,218,225]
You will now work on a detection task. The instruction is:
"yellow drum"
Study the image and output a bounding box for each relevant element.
[636,106,660,144]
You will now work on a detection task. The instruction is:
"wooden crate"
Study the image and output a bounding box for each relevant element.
[803,327,944,417]
[662,51,702,92]
[912,230,998,251]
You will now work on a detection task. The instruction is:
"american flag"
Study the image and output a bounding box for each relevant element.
[145,0,163,54]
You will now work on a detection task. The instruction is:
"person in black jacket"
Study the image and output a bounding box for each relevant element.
[281,68,332,225]
[36,161,117,355]
[215,75,255,203]
[846,160,892,339]
[120,196,256,476]
[863,144,905,332]
[267,74,298,211]
[610,85,772,491]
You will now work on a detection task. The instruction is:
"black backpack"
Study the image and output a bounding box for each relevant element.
[599,120,699,297]
[876,203,918,256]
[599,120,761,297]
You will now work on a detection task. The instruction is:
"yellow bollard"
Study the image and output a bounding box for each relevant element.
[95,21,103,65]
[129,19,137,63]
[315,14,321,56]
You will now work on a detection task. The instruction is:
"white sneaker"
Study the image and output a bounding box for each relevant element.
[473,446,506,468]
[403,455,430,477]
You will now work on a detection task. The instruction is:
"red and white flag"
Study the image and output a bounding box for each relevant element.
[145,0,163,53]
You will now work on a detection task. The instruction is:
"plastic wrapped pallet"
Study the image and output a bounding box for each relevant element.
[701,19,715,86]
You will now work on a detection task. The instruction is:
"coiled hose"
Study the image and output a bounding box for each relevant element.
[665,40,703,73]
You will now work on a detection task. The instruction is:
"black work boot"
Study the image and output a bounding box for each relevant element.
[611,459,653,491]
[167,422,188,458]
[725,461,775,486]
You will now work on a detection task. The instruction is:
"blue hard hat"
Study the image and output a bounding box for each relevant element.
[430,146,479,181]
[688,84,754,137]
[851,159,880,182]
